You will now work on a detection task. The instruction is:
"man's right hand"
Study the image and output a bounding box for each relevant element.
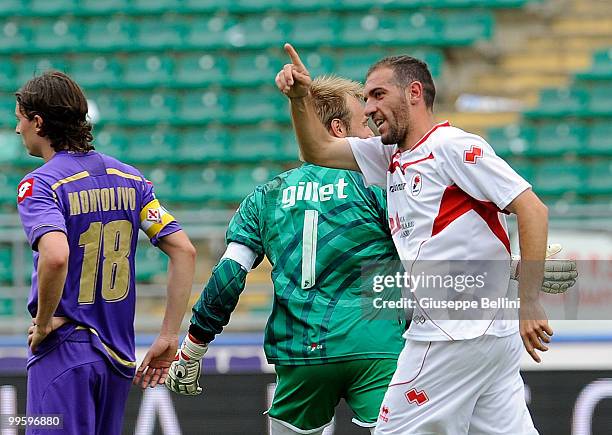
[275,43,312,98]
[165,333,208,396]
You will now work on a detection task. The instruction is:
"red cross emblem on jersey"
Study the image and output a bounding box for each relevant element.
[405,388,429,406]
[17,178,34,203]
[464,145,483,164]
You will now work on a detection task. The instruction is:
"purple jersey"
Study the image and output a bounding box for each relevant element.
[17,151,181,377]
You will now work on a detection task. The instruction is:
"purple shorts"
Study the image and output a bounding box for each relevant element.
[26,329,132,435]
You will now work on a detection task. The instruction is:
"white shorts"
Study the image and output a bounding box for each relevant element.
[374,333,538,435]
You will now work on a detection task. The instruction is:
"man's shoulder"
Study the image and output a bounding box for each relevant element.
[97,152,145,181]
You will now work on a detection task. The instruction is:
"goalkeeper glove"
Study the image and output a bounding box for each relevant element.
[165,333,208,395]
[511,243,578,294]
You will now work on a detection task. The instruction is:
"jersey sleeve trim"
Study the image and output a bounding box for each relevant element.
[106,168,143,182]
[29,224,67,250]
[140,199,176,239]
[50,171,90,191]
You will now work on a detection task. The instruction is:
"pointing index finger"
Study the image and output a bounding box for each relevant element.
[284,43,305,69]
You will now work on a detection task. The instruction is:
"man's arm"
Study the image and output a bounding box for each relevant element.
[134,230,196,388]
[277,43,358,170]
[28,231,69,352]
[506,189,552,363]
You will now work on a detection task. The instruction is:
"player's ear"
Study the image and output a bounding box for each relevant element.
[33,114,44,134]
[408,81,423,105]
[329,118,346,138]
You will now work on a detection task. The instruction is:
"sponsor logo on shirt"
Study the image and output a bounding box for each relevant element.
[147,208,162,223]
[389,182,407,193]
[389,213,414,238]
[379,404,390,423]
[410,173,422,196]
[17,178,34,203]
[464,145,483,164]
[405,388,429,406]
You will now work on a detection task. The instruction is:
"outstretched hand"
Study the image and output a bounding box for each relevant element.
[133,334,179,389]
[275,43,312,98]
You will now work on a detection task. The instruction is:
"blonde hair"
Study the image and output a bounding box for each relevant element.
[310,75,364,132]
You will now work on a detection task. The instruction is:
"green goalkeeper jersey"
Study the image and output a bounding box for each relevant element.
[226,163,405,365]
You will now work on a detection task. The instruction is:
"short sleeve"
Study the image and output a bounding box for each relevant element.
[225,188,264,256]
[435,134,531,210]
[139,180,181,246]
[17,175,67,250]
[347,136,394,188]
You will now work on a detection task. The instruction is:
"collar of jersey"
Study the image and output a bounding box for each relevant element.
[399,120,451,154]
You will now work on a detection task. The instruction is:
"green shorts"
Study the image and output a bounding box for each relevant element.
[268,358,397,433]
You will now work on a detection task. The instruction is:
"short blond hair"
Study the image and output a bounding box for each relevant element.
[310,75,364,132]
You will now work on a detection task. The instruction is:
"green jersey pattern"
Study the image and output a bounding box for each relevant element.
[226,164,405,365]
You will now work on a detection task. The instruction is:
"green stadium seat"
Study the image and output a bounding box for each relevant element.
[586,84,612,117]
[229,166,282,200]
[122,55,174,87]
[287,15,339,47]
[131,0,182,13]
[587,122,612,155]
[442,12,494,45]
[339,14,399,46]
[533,122,586,155]
[230,89,287,123]
[145,168,179,200]
[184,16,237,50]
[584,162,612,195]
[70,56,122,89]
[0,61,16,91]
[93,129,128,160]
[486,124,534,156]
[0,0,25,16]
[175,54,229,86]
[507,159,534,183]
[300,52,335,78]
[126,93,178,124]
[176,128,231,163]
[135,243,168,282]
[532,162,586,196]
[0,95,16,127]
[335,51,383,81]
[31,19,82,51]
[284,0,336,12]
[16,57,68,86]
[89,93,127,124]
[393,13,442,45]
[524,88,589,118]
[177,168,231,202]
[576,48,612,81]
[228,53,284,86]
[0,21,31,53]
[183,0,230,12]
[230,129,284,161]
[134,20,183,50]
[127,130,179,164]
[0,130,24,163]
[80,0,129,14]
[84,19,133,51]
[337,0,389,9]
[281,130,299,160]
[0,246,11,284]
[225,16,287,49]
[228,0,285,13]
[177,90,231,123]
[29,0,78,15]
[0,171,22,206]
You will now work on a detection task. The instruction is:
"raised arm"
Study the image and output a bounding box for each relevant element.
[277,43,358,170]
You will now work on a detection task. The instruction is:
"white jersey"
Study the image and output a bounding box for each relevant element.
[348,121,531,341]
